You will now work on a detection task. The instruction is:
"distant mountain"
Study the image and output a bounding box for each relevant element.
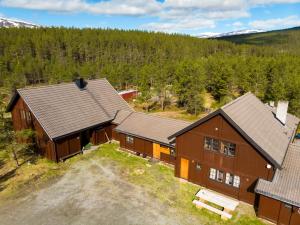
[198,29,264,38]
[216,26,300,54]
[0,17,39,28]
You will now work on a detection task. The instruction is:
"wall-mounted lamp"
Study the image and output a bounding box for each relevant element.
[266,164,272,169]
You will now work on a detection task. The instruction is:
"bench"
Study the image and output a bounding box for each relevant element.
[196,189,239,211]
[193,189,239,220]
[193,200,232,219]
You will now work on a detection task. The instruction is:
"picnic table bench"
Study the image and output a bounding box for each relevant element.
[193,189,239,220]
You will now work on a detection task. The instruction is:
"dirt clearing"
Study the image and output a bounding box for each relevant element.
[0,158,199,225]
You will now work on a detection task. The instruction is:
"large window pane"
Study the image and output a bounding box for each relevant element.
[212,139,220,151]
[221,141,236,156]
[204,137,212,150]
[225,173,234,185]
[216,170,224,182]
[209,168,216,179]
[233,176,240,188]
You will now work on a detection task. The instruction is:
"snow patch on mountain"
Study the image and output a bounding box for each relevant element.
[0,17,39,28]
[198,29,264,38]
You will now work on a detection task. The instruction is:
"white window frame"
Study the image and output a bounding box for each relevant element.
[209,168,216,180]
[233,175,240,188]
[126,135,134,144]
[225,173,234,185]
[216,170,224,182]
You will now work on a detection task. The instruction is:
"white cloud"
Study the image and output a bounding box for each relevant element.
[249,15,300,29]
[1,0,300,33]
[233,21,244,27]
[141,18,216,33]
[0,0,161,16]
[249,0,300,5]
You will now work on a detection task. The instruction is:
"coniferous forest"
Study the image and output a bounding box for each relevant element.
[0,27,300,116]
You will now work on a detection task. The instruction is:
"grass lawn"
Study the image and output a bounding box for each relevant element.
[0,149,69,199]
[0,143,266,225]
[70,143,266,225]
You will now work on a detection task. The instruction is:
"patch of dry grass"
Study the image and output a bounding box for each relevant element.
[0,149,68,199]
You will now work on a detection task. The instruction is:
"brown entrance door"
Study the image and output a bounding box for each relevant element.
[278,203,292,225]
[180,158,189,180]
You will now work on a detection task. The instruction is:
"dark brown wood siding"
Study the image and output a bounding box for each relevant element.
[55,134,81,160]
[175,114,275,205]
[11,97,57,161]
[258,195,300,225]
[111,124,119,141]
[160,152,176,165]
[91,123,113,145]
[119,133,153,157]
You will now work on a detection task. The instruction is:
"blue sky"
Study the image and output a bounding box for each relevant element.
[0,0,300,35]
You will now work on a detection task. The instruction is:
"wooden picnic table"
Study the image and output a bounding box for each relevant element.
[193,189,239,220]
[196,189,239,211]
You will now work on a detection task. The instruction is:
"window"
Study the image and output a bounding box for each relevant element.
[126,136,134,144]
[25,111,32,123]
[20,110,26,121]
[221,141,236,156]
[212,139,220,151]
[210,169,240,188]
[204,137,220,151]
[196,162,201,170]
[204,137,212,150]
[225,173,234,185]
[233,176,240,188]
[216,170,224,182]
[170,148,176,157]
[209,168,216,179]
[205,137,236,157]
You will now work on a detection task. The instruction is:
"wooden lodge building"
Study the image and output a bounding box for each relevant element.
[7,78,300,225]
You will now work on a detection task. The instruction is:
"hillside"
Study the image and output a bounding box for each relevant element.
[0,27,299,117]
[216,26,300,54]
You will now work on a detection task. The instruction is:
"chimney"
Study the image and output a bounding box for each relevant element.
[276,101,289,125]
[75,78,87,89]
[269,101,275,107]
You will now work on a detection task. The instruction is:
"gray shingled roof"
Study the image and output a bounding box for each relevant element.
[16,79,132,140]
[255,143,300,207]
[115,112,191,146]
[169,92,299,168]
[221,92,299,167]
[112,110,133,125]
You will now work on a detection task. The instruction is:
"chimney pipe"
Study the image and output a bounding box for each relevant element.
[276,101,289,125]
[75,78,87,89]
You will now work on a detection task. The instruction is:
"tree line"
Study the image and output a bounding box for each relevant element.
[0,27,299,116]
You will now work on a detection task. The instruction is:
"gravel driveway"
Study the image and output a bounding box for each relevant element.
[0,158,200,225]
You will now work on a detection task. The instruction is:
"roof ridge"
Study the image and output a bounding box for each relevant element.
[101,78,134,112]
[221,92,252,110]
[17,78,107,91]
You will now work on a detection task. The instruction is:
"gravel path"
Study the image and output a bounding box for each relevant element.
[0,159,200,225]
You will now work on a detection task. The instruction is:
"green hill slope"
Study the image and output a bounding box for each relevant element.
[217,27,300,54]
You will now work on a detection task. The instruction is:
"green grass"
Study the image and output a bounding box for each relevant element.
[76,143,266,225]
[0,148,69,199]
[0,143,266,224]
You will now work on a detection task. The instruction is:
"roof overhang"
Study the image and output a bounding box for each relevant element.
[6,91,19,112]
[255,181,300,208]
[114,128,174,148]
